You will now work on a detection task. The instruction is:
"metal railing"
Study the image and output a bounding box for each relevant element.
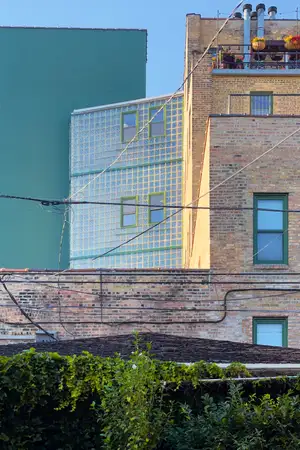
[212,45,300,70]
[227,94,300,115]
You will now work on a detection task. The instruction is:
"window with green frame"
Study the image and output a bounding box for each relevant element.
[250,92,273,115]
[149,107,165,137]
[122,112,137,142]
[148,192,165,223]
[121,196,138,227]
[253,318,288,347]
[253,194,288,264]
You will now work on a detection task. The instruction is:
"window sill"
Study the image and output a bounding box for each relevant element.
[253,264,290,270]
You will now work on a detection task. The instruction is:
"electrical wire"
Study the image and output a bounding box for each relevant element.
[0,277,58,341]
[91,125,300,260]
[69,0,244,203]
[54,0,244,268]
[3,193,300,214]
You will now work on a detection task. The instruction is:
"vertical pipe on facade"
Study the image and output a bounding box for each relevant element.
[268,6,277,20]
[243,4,252,66]
[257,4,266,38]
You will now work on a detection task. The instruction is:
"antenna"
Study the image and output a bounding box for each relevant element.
[217,9,220,49]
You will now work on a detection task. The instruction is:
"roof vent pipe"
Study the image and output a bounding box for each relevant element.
[234,12,243,18]
[256,4,266,38]
[243,4,252,66]
[251,11,258,19]
[268,6,277,19]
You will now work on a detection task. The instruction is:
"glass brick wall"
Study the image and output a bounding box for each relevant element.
[70,93,183,268]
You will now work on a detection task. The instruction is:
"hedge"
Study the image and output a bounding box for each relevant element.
[0,337,299,449]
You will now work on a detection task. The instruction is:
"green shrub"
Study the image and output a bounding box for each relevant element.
[0,336,299,449]
[162,385,300,449]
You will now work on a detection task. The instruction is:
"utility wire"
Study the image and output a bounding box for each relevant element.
[92,124,300,261]
[0,278,58,341]
[69,0,244,202]
[2,193,300,214]
[53,0,243,268]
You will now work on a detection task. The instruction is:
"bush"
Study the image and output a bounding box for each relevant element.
[162,384,300,449]
[0,336,299,449]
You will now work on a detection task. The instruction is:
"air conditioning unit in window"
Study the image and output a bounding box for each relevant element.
[35,330,57,343]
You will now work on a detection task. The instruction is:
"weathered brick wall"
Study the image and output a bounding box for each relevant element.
[212,76,300,115]
[183,15,300,268]
[1,270,300,348]
[207,116,300,272]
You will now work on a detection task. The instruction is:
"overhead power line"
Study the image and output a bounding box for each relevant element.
[0,278,58,341]
[53,0,244,268]
[92,123,300,261]
[68,0,244,202]
[2,193,300,214]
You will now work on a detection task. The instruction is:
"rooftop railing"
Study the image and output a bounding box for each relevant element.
[212,44,300,70]
[227,93,300,115]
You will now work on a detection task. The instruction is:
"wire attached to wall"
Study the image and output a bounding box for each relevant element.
[0,276,58,341]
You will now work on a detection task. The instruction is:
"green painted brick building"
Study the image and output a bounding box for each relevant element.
[0,26,147,269]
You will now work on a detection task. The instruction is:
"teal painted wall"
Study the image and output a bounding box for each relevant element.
[0,27,147,269]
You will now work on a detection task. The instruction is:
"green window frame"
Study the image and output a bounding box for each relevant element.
[148,192,166,224]
[253,318,288,347]
[121,111,138,143]
[120,196,138,228]
[149,106,166,138]
[253,194,288,265]
[250,91,273,115]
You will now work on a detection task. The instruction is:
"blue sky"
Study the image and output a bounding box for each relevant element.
[2,0,300,96]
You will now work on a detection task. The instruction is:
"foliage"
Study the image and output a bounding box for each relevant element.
[162,385,300,450]
[0,336,299,449]
[225,362,252,378]
[252,37,266,43]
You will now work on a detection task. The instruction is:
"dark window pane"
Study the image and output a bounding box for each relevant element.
[150,209,164,223]
[123,113,136,127]
[257,199,283,230]
[150,108,164,123]
[256,323,283,346]
[150,194,164,207]
[251,95,272,115]
[123,214,136,226]
[151,122,164,136]
[257,233,283,261]
[123,127,136,141]
[123,199,136,215]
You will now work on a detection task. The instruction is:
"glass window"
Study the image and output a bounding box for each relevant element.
[121,197,137,227]
[254,194,288,264]
[150,107,165,137]
[122,112,137,142]
[253,318,287,347]
[149,193,165,223]
[250,92,273,115]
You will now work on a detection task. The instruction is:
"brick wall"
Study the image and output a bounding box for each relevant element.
[207,116,300,272]
[183,14,300,268]
[1,270,300,348]
[212,76,300,115]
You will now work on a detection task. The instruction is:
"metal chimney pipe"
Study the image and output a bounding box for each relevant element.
[243,4,252,66]
[234,12,243,18]
[257,3,266,38]
[268,6,277,19]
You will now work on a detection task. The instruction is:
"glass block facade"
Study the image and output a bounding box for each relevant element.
[70,93,183,268]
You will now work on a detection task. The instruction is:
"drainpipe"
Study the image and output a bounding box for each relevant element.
[268,6,277,19]
[257,3,266,38]
[243,4,252,66]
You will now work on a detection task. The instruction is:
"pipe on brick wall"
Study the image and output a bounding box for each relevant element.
[243,4,252,66]
[257,3,266,38]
